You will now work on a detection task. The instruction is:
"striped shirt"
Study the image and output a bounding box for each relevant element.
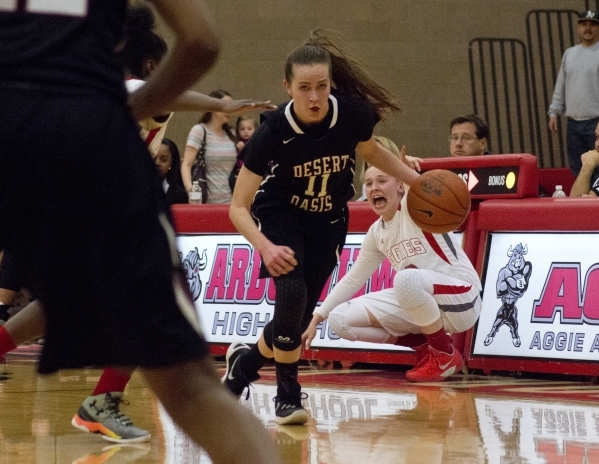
[187,124,236,204]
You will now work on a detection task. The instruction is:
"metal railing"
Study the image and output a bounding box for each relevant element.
[469,38,535,156]
[469,8,590,167]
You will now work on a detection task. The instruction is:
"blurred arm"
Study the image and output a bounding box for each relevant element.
[129,0,220,120]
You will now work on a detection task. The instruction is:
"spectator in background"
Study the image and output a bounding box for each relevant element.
[356,114,489,200]
[236,115,258,153]
[570,121,599,196]
[449,114,490,157]
[155,138,188,205]
[230,115,258,192]
[448,115,549,195]
[182,90,238,203]
[548,10,599,176]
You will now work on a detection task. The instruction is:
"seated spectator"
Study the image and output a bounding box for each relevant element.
[570,121,599,196]
[155,138,189,205]
[449,114,490,157]
[448,115,550,196]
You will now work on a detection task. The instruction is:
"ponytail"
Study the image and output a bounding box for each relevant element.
[285,30,402,120]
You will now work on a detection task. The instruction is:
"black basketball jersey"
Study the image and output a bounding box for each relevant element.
[0,0,127,101]
[243,91,379,214]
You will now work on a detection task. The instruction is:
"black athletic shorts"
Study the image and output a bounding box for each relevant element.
[0,89,209,374]
[252,199,348,321]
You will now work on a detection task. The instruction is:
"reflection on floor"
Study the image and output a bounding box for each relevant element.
[1,348,599,463]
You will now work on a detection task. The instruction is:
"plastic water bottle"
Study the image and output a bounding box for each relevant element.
[552,185,567,198]
[189,181,202,204]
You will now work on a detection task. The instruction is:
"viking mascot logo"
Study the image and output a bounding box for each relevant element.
[182,247,208,301]
[484,243,532,347]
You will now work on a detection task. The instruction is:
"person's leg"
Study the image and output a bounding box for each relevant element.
[0,299,45,357]
[1,90,277,460]
[222,322,273,398]
[393,269,465,382]
[0,289,148,442]
[142,357,282,464]
[0,249,23,322]
[269,211,349,424]
[328,302,395,344]
[326,289,432,366]
[224,207,346,424]
[566,118,598,177]
[71,366,150,443]
[224,212,309,424]
[270,276,308,424]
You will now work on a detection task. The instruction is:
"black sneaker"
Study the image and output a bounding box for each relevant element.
[274,393,309,425]
[221,342,260,399]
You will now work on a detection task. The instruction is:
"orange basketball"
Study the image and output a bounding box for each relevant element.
[406,169,471,234]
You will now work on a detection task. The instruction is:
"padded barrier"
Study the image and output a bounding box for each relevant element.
[466,197,599,377]
[537,167,575,196]
[477,198,599,231]
[174,154,596,371]
[419,153,538,199]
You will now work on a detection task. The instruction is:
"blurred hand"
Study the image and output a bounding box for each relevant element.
[221,99,277,114]
[302,323,318,350]
[400,146,422,171]
[581,149,599,168]
[260,243,297,277]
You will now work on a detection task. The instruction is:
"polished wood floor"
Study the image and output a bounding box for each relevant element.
[2,346,599,463]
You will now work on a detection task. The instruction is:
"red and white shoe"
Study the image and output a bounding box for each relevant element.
[412,343,430,367]
[406,346,464,382]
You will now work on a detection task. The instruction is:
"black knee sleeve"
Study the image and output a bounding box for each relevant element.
[272,278,307,351]
[272,323,302,351]
[262,321,274,351]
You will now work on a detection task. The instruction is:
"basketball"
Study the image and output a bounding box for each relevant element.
[406,169,471,234]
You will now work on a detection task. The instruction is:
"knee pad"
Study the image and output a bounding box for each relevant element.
[394,269,431,309]
[262,321,274,351]
[394,270,440,327]
[272,323,302,351]
[328,311,359,341]
[273,277,307,328]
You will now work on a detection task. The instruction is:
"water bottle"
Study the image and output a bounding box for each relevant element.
[189,181,203,204]
[552,185,567,198]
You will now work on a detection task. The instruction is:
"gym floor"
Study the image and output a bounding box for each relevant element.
[1,345,598,463]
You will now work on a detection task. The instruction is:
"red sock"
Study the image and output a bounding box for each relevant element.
[0,326,17,357]
[394,333,427,348]
[425,327,453,354]
[92,367,132,395]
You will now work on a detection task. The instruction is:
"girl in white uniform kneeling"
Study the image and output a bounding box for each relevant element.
[303,137,482,382]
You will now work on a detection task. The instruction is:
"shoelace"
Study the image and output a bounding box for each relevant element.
[242,382,254,401]
[104,395,135,426]
[272,392,308,408]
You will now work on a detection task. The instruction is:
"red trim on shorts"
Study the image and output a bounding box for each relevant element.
[433,284,472,295]
[423,232,450,265]
[145,127,161,147]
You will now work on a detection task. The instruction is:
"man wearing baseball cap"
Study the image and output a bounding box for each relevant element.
[548,10,599,176]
